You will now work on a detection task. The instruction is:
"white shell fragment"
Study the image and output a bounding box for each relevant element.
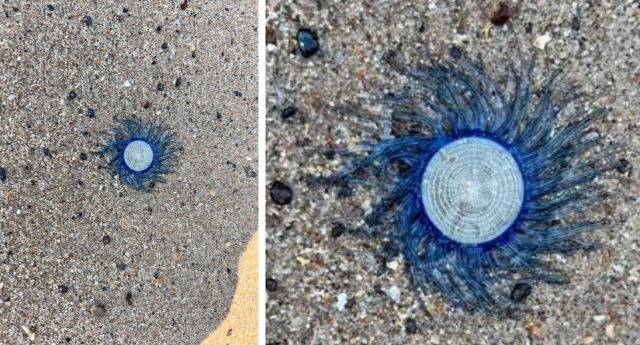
[124,140,154,172]
[421,137,524,245]
[533,33,552,51]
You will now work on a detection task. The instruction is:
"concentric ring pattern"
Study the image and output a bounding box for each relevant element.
[124,140,154,172]
[421,137,524,245]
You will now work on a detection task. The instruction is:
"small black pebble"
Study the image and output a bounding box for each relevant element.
[616,158,633,176]
[0,167,6,181]
[87,109,95,118]
[125,292,133,305]
[68,91,77,99]
[270,181,292,205]
[266,278,278,292]
[192,52,196,58]
[216,113,222,119]
[43,148,50,157]
[281,106,298,120]
[116,263,127,271]
[449,46,463,60]
[82,15,92,26]
[226,268,231,274]
[510,282,533,302]
[157,83,164,91]
[80,153,87,160]
[123,8,129,13]
[404,318,418,334]
[47,4,54,11]
[337,185,353,199]
[383,241,400,260]
[330,222,346,238]
[66,337,71,342]
[59,285,68,293]
[323,150,336,160]
[175,77,182,87]
[571,16,581,31]
[149,182,156,189]
[296,29,319,58]
[525,22,533,34]
[234,91,242,97]
[161,42,168,49]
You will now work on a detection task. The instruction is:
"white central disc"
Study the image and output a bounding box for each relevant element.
[421,137,524,245]
[123,140,154,172]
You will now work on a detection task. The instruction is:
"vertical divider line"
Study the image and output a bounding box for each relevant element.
[258,0,267,343]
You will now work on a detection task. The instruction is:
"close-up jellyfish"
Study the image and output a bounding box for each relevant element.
[321,49,614,316]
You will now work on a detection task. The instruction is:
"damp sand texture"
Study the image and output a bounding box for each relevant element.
[266,1,639,344]
[0,1,258,343]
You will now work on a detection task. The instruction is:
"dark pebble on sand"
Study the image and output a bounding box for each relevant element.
[266,278,278,292]
[405,318,418,334]
[330,223,346,238]
[297,29,319,58]
[270,181,292,205]
[82,15,92,26]
[510,282,532,302]
[281,106,298,120]
[617,158,633,176]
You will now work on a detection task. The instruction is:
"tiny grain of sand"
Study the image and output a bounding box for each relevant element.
[266,0,639,344]
[0,1,258,344]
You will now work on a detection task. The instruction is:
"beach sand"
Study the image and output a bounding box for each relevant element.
[0,1,258,343]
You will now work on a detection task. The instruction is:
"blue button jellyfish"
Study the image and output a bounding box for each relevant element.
[321,49,614,315]
[102,117,178,191]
